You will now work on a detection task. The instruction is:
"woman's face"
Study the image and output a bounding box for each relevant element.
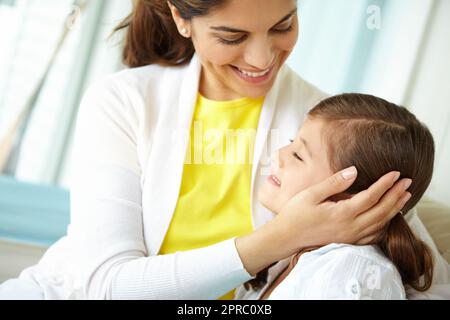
[189,0,299,100]
[258,117,334,214]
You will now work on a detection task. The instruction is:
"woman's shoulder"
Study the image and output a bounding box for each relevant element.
[88,63,188,98]
[280,65,329,100]
[273,65,329,117]
[79,63,190,123]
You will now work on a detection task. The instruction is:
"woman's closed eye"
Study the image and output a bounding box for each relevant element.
[216,34,248,46]
[216,22,295,46]
[272,20,295,34]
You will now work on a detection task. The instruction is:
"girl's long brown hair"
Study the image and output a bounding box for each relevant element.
[245,93,435,293]
[113,0,227,67]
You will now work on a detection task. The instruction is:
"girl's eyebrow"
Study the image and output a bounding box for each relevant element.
[210,8,298,33]
[299,138,313,158]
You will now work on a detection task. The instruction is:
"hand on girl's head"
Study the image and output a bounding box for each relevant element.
[261,93,431,248]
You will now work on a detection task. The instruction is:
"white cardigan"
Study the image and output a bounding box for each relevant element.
[12,54,327,300]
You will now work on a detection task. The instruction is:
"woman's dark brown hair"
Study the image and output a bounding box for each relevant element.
[245,93,435,293]
[113,0,227,67]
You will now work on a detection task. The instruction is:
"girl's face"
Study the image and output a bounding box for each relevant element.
[259,117,334,214]
[189,0,299,100]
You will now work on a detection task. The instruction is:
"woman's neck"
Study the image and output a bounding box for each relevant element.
[199,67,243,101]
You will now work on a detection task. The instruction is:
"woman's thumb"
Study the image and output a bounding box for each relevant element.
[304,166,358,204]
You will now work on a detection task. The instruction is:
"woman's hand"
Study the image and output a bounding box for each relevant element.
[235,166,411,276]
[272,166,411,254]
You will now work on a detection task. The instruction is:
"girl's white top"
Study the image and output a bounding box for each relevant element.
[235,243,406,300]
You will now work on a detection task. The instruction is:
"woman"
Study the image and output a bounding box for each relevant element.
[0,0,412,300]
[237,94,435,299]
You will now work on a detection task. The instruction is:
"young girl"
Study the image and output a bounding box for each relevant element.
[237,93,435,300]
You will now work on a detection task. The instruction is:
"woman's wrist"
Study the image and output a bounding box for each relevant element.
[235,217,300,276]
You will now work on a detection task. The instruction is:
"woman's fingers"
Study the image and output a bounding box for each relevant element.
[303,166,358,204]
[339,171,401,215]
[355,233,380,246]
[355,187,412,240]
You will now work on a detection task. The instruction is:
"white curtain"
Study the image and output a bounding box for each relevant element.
[0,0,130,188]
[404,0,450,206]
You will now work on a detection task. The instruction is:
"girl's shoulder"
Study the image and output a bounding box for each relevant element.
[310,243,390,262]
[300,243,400,276]
[269,244,406,300]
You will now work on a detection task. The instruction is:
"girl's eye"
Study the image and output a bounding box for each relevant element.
[216,35,248,46]
[292,152,303,162]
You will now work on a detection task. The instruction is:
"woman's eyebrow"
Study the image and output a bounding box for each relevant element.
[210,8,298,33]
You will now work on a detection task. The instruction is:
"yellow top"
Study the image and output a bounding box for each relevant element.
[159,93,264,300]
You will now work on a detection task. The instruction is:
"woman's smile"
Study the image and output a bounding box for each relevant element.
[229,64,276,85]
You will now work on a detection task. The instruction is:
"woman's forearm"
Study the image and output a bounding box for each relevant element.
[86,238,252,300]
[235,218,299,276]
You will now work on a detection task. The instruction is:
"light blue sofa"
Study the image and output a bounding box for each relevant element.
[0,175,70,247]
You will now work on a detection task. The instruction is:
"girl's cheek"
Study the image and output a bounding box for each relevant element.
[283,179,303,198]
[288,176,309,197]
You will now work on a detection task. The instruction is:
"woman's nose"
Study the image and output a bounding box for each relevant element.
[244,37,274,70]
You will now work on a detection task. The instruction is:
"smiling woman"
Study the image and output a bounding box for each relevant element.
[115,0,299,100]
[181,0,298,100]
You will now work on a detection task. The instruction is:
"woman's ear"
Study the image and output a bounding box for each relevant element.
[167,1,191,38]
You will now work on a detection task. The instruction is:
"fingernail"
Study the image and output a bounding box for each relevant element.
[403,179,412,191]
[392,172,401,183]
[402,192,412,204]
[341,166,357,180]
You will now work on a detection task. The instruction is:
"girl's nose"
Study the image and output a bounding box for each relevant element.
[272,150,283,171]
